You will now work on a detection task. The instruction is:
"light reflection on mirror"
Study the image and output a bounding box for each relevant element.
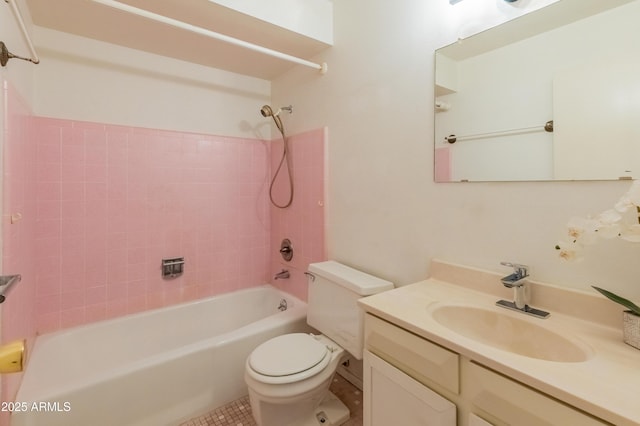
[434,0,640,182]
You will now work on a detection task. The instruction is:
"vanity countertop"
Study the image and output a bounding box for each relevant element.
[358,260,640,426]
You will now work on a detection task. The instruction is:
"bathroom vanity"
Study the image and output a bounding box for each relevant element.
[358,260,640,426]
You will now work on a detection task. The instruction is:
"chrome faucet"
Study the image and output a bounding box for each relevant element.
[274,269,290,280]
[497,262,549,319]
[500,261,529,309]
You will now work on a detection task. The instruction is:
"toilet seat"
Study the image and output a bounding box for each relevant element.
[247,333,332,384]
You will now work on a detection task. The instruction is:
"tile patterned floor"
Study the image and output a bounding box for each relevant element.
[179,373,363,426]
[179,395,256,426]
[330,374,363,426]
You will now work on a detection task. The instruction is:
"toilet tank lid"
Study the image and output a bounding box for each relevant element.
[308,261,394,296]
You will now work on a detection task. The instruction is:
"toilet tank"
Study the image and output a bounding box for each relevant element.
[307,261,393,360]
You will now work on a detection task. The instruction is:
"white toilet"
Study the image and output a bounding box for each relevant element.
[244,261,393,426]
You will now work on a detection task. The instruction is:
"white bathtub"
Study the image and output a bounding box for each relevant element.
[12,285,310,426]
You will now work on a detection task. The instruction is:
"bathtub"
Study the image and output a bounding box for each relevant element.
[12,285,310,426]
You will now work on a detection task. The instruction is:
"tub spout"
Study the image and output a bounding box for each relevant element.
[274,269,290,280]
[278,299,288,311]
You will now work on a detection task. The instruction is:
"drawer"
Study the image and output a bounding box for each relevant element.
[465,362,610,426]
[364,314,459,394]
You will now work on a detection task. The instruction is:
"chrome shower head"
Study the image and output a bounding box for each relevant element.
[260,105,292,118]
[260,105,274,117]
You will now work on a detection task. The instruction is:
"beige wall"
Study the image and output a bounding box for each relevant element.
[272,0,640,301]
[31,27,271,139]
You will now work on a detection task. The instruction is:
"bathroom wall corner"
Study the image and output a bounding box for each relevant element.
[269,128,327,301]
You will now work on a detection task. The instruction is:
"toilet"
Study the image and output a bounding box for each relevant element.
[244,261,393,426]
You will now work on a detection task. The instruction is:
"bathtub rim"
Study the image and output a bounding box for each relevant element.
[34,284,303,340]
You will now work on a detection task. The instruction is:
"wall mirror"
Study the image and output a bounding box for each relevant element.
[434,0,640,182]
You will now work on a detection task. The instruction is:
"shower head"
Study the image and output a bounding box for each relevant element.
[260,104,293,118]
[260,105,274,117]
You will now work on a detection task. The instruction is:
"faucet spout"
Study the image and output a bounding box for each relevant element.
[501,272,527,288]
[274,269,290,280]
[499,261,529,310]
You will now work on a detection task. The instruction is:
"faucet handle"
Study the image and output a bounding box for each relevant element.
[500,261,529,278]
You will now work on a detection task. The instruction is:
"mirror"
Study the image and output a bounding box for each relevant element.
[434,0,640,182]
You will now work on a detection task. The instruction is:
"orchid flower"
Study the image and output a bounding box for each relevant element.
[557,180,640,260]
[614,180,640,213]
[554,240,584,261]
[566,216,600,245]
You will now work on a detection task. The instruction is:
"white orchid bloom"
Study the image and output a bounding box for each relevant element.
[615,180,640,212]
[566,216,600,244]
[558,180,640,261]
[595,209,622,239]
[555,240,583,261]
[620,223,640,243]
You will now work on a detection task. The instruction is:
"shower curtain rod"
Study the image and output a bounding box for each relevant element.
[444,120,554,144]
[4,0,39,64]
[90,0,328,75]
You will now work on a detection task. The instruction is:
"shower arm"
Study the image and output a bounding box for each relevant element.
[3,0,39,65]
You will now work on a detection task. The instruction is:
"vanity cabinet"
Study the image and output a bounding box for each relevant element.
[363,313,611,426]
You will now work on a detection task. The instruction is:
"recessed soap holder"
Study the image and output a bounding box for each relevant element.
[162,257,184,279]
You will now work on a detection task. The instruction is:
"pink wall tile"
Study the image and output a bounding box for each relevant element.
[1,80,38,406]
[12,118,325,331]
[434,146,452,182]
[14,116,298,335]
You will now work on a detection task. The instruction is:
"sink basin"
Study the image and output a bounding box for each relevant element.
[431,305,592,362]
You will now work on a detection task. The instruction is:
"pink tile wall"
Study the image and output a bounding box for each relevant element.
[434,146,451,182]
[1,81,38,408]
[269,128,327,301]
[30,118,272,333]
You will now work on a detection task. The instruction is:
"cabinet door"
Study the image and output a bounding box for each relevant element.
[364,350,456,426]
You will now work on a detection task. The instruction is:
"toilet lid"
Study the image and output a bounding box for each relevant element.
[249,333,329,377]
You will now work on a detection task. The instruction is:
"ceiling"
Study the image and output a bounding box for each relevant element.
[25,0,331,80]
[438,0,633,60]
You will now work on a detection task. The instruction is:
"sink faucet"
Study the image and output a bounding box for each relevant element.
[500,261,529,309]
[497,262,550,319]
